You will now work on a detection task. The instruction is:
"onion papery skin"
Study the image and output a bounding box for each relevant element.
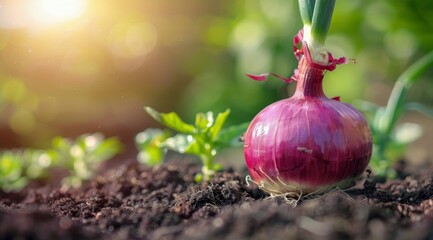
[244,57,372,195]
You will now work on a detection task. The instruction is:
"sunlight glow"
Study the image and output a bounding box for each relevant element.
[107,22,158,59]
[29,0,87,26]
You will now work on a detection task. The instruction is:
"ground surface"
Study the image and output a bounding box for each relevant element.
[1,158,433,240]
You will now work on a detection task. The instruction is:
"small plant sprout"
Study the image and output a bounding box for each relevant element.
[48,133,122,189]
[0,133,122,192]
[356,50,433,179]
[243,0,372,200]
[141,107,248,182]
[0,152,27,192]
[0,150,47,192]
[135,128,171,166]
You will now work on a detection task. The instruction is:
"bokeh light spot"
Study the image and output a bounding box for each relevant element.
[385,29,417,61]
[365,2,395,32]
[1,79,27,103]
[29,0,87,26]
[9,108,35,135]
[230,20,266,53]
[108,21,158,59]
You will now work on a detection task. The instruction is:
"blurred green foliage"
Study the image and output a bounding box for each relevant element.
[0,150,49,192]
[357,51,433,178]
[48,133,122,188]
[0,133,121,192]
[135,128,171,166]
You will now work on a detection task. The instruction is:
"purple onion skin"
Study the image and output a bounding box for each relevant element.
[244,57,372,194]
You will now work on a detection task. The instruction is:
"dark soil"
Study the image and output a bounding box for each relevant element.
[1,158,433,240]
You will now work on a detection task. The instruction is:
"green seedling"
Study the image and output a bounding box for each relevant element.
[0,152,27,192]
[0,150,50,192]
[138,107,248,182]
[356,51,433,178]
[135,128,171,167]
[0,133,121,192]
[48,133,122,188]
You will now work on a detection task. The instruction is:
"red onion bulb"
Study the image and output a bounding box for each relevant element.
[244,50,372,197]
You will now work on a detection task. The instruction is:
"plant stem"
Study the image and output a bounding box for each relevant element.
[311,0,335,45]
[299,0,336,65]
[380,50,433,136]
[298,0,316,26]
[200,153,214,181]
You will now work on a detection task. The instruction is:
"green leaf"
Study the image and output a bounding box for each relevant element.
[51,137,73,153]
[373,107,386,133]
[380,50,433,136]
[195,111,214,131]
[49,137,73,166]
[405,102,433,118]
[135,128,171,166]
[298,0,316,25]
[73,158,94,180]
[213,163,224,172]
[374,141,406,166]
[311,0,336,45]
[208,109,231,140]
[90,137,122,162]
[145,107,196,134]
[49,133,122,189]
[136,129,170,147]
[1,177,28,192]
[214,122,249,148]
[23,150,51,179]
[0,152,28,192]
[138,147,166,166]
[0,153,22,182]
[159,134,201,155]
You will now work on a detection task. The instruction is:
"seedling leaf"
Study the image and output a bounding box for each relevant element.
[136,128,171,166]
[405,102,433,118]
[145,107,196,134]
[160,134,201,155]
[91,137,122,162]
[195,111,214,131]
[139,107,245,182]
[209,109,231,140]
[0,152,28,192]
[214,122,249,148]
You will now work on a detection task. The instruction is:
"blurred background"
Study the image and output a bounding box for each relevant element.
[0,0,432,160]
